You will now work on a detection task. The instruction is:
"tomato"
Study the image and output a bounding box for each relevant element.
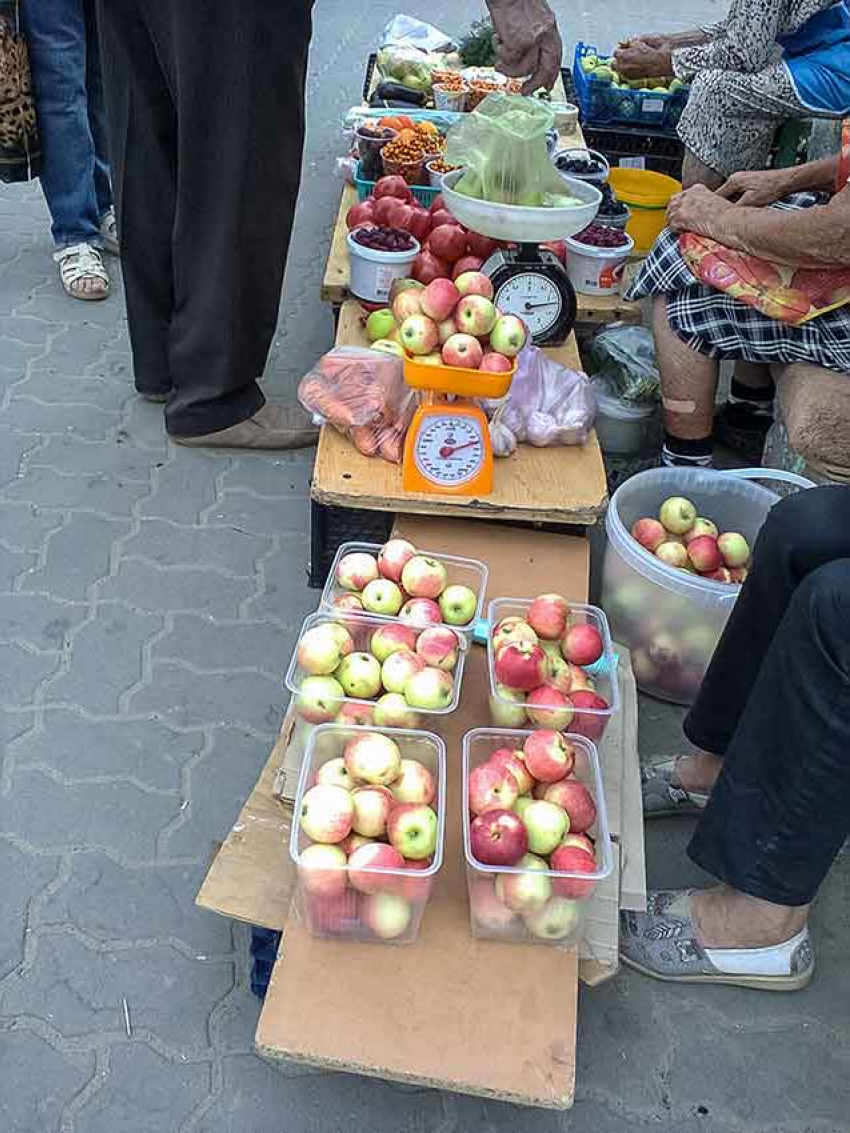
[373,175,413,202]
[429,224,469,263]
[346,199,376,230]
[412,250,451,285]
[452,255,484,278]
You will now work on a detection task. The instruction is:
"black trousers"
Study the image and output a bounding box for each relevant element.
[685,485,850,906]
[96,0,313,436]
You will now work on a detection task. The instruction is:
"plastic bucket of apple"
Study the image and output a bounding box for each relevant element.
[290,723,446,943]
[285,608,467,734]
[487,595,618,741]
[463,728,612,947]
[321,539,488,643]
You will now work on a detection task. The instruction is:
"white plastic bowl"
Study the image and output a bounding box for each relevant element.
[347,229,420,305]
[565,231,634,296]
[591,380,657,456]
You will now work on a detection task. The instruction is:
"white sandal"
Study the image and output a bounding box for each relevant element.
[54,242,110,301]
[100,208,119,256]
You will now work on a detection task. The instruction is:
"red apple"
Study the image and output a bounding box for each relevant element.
[566,690,609,742]
[452,254,485,278]
[347,842,406,894]
[429,224,469,263]
[390,758,436,805]
[717,531,750,568]
[389,857,434,903]
[455,269,495,299]
[488,747,534,794]
[567,664,592,692]
[526,686,574,731]
[335,701,374,728]
[437,317,456,345]
[373,175,412,201]
[687,535,722,574]
[392,289,422,321]
[706,566,734,583]
[298,843,348,897]
[298,784,354,844]
[442,333,483,369]
[561,624,603,667]
[467,761,520,815]
[523,731,575,783]
[494,641,549,691]
[550,845,597,898]
[471,807,528,866]
[415,625,459,671]
[303,889,360,934]
[527,593,570,640]
[455,295,497,337]
[399,597,442,626]
[469,876,521,933]
[369,622,419,663]
[337,551,379,591]
[492,616,537,654]
[683,518,719,546]
[546,779,596,833]
[420,277,460,322]
[339,832,373,856]
[350,785,394,838]
[479,352,513,373]
[560,833,595,855]
[413,250,451,285]
[631,518,667,553]
[655,541,690,569]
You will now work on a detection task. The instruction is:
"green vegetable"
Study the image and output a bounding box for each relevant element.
[459,20,497,68]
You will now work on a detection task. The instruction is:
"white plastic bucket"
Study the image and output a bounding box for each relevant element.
[565,232,634,296]
[592,381,656,455]
[602,466,814,704]
[347,230,420,305]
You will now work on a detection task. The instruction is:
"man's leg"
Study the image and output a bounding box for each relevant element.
[653,295,719,467]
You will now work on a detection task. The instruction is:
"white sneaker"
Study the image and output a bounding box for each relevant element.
[54,243,110,301]
[99,208,119,256]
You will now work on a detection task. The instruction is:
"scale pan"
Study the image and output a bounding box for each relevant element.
[440,170,601,243]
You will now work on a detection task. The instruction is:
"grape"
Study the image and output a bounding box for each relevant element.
[352,225,416,252]
[574,223,630,248]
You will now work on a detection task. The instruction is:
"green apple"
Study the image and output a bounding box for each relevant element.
[489,685,528,728]
[523,800,569,855]
[592,65,614,82]
[296,675,344,723]
[387,802,438,860]
[335,652,382,699]
[495,853,552,912]
[439,584,477,626]
[371,339,404,358]
[366,308,396,343]
[523,896,582,940]
[669,78,684,92]
[363,892,412,938]
[513,795,534,820]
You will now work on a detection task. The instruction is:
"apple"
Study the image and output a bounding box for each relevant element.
[479,352,513,373]
[566,690,609,742]
[469,877,521,933]
[296,623,354,675]
[465,232,499,260]
[333,593,364,613]
[362,892,412,939]
[527,593,570,640]
[442,333,483,369]
[683,517,719,545]
[489,314,527,357]
[339,832,373,856]
[730,566,749,584]
[399,597,442,626]
[373,692,418,729]
[452,254,485,278]
[495,853,552,911]
[547,655,573,694]
[471,807,528,866]
[489,685,528,727]
[717,531,750,568]
[706,566,734,583]
[631,518,667,553]
[381,648,426,694]
[525,686,574,731]
[316,757,356,791]
[400,314,440,356]
[371,339,404,358]
[438,584,477,626]
[420,277,460,322]
[360,578,404,616]
[437,318,457,345]
[416,626,458,671]
[390,277,423,300]
[343,731,401,785]
[550,845,597,898]
[523,896,582,940]
[296,675,344,723]
[350,785,394,837]
[513,795,535,820]
[299,784,354,844]
[335,701,374,728]
[488,748,534,794]
[492,616,538,654]
[404,666,453,710]
[303,889,360,935]
[389,857,434,903]
[659,495,697,535]
[390,758,436,805]
[468,761,520,814]
[370,623,419,663]
[523,799,569,855]
[560,832,595,854]
[655,541,690,569]
[568,663,593,692]
[348,842,406,894]
[687,535,722,574]
[561,623,604,666]
[377,538,417,583]
[366,308,396,343]
[335,652,382,699]
[546,778,596,833]
[454,270,494,299]
[392,290,422,322]
[494,641,549,691]
[387,802,438,860]
[297,843,347,897]
[401,555,448,600]
[455,295,497,337]
[337,551,379,591]
[523,730,575,783]
[648,631,681,668]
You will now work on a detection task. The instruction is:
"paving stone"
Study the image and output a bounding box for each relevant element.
[1,465,148,515]
[0,1031,94,1133]
[21,513,131,601]
[152,614,295,675]
[96,558,255,617]
[129,662,282,735]
[0,642,61,708]
[242,534,315,624]
[138,451,225,523]
[0,838,59,979]
[120,518,271,577]
[14,372,131,411]
[204,487,312,537]
[0,425,40,488]
[219,452,314,496]
[28,433,157,483]
[0,544,35,587]
[0,313,54,346]
[0,592,87,650]
[0,503,65,553]
[4,396,122,439]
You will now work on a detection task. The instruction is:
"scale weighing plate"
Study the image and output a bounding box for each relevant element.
[485,244,577,347]
[402,402,493,496]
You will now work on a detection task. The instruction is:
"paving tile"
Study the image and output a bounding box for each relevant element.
[120,519,271,576]
[128,663,282,736]
[0,1031,94,1133]
[0,838,59,980]
[20,513,131,600]
[96,558,255,617]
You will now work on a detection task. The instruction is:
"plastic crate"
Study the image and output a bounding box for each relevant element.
[573,43,689,131]
[355,161,440,207]
[581,123,684,179]
[309,501,393,589]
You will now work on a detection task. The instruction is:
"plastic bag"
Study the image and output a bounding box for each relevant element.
[380,15,455,53]
[483,346,597,452]
[298,347,416,463]
[376,45,454,92]
[444,93,578,207]
[585,323,660,404]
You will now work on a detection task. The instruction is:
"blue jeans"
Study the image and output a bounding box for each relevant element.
[21,0,112,247]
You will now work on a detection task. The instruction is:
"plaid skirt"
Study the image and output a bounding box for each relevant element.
[627,195,850,376]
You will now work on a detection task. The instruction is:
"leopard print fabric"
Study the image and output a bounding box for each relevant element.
[0,2,40,181]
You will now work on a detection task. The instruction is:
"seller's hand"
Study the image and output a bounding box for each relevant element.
[485,0,564,94]
[667,184,733,238]
[631,34,671,50]
[613,41,674,79]
[716,168,796,207]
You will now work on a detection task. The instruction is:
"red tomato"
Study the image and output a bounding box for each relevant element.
[407,207,432,244]
[429,208,463,230]
[452,255,484,278]
[346,199,376,230]
[429,224,469,263]
[373,176,413,202]
[412,250,451,285]
[466,231,499,260]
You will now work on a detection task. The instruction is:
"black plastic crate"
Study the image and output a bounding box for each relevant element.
[581,124,684,180]
[249,926,281,1000]
[309,501,394,588]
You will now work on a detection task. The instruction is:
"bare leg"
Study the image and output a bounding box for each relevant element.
[674,750,724,792]
[693,885,809,949]
[652,295,719,441]
[681,149,725,190]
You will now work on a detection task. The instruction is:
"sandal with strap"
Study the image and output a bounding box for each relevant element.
[54,242,110,301]
[100,208,120,256]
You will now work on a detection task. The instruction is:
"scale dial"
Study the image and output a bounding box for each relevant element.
[412,412,486,488]
[495,271,563,337]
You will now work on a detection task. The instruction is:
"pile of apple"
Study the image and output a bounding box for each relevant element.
[297,730,439,940]
[368,273,526,371]
[630,496,752,584]
[489,594,610,742]
[467,733,600,942]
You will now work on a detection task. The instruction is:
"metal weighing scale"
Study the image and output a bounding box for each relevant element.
[484,243,577,347]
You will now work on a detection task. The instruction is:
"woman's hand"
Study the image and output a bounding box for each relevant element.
[667,184,733,238]
[631,34,671,50]
[716,168,799,207]
[612,41,673,79]
[485,0,563,94]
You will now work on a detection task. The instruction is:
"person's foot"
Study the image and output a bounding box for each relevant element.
[641,752,723,818]
[99,208,120,256]
[620,888,814,991]
[171,404,319,450]
[54,243,110,301]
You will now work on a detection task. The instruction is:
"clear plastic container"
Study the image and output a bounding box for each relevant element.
[602,466,813,704]
[290,723,446,943]
[463,728,612,948]
[591,379,656,455]
[320,541,489,642]
[487,597,619,740]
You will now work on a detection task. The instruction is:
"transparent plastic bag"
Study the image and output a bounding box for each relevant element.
[444,93,576,207]
[585,323,660,404]
[376,45,453,91]
[380,15,455,53]
[297,347,416,463]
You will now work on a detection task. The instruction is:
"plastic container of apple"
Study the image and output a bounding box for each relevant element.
[487,595,619,741]
[290,723,446,943]
[320,539,488,644]
[463,728,612,947]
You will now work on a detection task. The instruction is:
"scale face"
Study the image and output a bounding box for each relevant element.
[402,404,493,496]
[486,247,577,347]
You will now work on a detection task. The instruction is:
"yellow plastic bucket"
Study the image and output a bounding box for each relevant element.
[607,168,682,254]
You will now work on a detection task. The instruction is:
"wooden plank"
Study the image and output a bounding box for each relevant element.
[311,300,608,526]
[322,184,359,305]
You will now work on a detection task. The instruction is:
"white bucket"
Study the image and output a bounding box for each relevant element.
[592,381,656,455]
[565,232,634,296]
[347,229,420,305]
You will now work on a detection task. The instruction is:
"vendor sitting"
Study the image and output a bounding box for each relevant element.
[614,0,850,188]
[627,139,850,469]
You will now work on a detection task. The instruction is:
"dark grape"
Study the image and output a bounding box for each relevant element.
[352,225,416,252]
[574,223,630,248]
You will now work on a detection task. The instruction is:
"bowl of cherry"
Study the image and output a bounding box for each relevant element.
[564,223,634,296]
[553,147,610,186]
[347,225,421,304]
